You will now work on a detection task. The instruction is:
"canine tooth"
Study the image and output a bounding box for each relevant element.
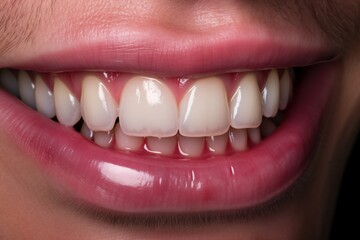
[230,73,262,129]
[115,124,144,151]
[206,133,228,155]
[248,128,261,144]
[279,69,293,110]
[18,71,36,109]
[54,78,81,126]
[81,75,117,131]
[179,77,230,137]
[179,136,205,157]
[146,136,177,155]
[262,70,280,117]
[229,128,247,151]
[80,123,94,140]
[35,75,56,118]
[119,76,178,137]
[94,131,114,148]
[0,69,19,97]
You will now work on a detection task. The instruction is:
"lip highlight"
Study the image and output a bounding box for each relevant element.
[0,62,339,213]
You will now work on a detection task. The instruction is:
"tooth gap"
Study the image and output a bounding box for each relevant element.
[73,119,84,132]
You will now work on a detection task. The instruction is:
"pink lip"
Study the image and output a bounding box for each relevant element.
[13,26,336,76]
[0,62,338,213]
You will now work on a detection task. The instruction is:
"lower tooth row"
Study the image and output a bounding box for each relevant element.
[83,122,271,158]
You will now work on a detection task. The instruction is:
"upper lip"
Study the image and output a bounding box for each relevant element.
[9,24,336,76]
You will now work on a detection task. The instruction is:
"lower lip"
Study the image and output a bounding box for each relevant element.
[0,62,338,213]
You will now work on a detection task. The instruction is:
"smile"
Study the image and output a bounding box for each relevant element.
[0,29,339,214]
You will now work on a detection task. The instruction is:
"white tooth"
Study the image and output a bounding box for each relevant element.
[18,71,36,109]
[229,128,247,151]
[178,135,205,157]
[0,69,19,97]
[54,78,81,126]
[262,70,280,117]
[206,133,228,155]
[81,75,117,131]
[115,124,144,151]
[179,77,230,137]
[35,75,56,118]
[248,128,261,144]
[94,131,114,148]
[279,69,293,110]
[260,118,277,138]
[230,73,262,129]
[119,76,178,137]
[146,136,177,156]
[80,123,94,140]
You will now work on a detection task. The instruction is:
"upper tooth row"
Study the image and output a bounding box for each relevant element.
[1,69,293,137]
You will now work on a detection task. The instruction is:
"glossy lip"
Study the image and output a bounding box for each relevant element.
[0,62,338,213]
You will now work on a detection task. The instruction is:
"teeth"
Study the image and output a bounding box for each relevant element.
[179,77,230,137]
[114,124,144,151]
[146,136,177,156]
[6,67,294,157]
[94,130,114,148]
[206,133,228,155]
[178,136,205,157]
[279,70,293,110]
[34,75,56,118]
[81,75,118,131]
[248,128,261,144]
[230,73,262,129]
[80,122,94,140]
[18,71,36,109]
[119,76,178,137]
[262,70,280,117]
[0,69,19,97]
[53,78,81,126]
[229,128,248,151]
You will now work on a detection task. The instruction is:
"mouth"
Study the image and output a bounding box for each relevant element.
[0,28,339,216]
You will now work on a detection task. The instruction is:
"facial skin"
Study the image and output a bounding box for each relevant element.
[0,1,359,239]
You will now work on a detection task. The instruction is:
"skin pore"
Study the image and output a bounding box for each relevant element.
[0,1,360,239]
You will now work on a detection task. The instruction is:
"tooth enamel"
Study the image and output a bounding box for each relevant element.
[80,123,94,140]
[115,124,144,151]
[119,76,178,137]
[81,75,117,131]
[230,73,262,129]
[4,65,290,157]
[179,77,230,137]
[146,136,177,155]
[18,71,36,109]
[279,69,293,110]
[260,118,277,138]
[229,128,247,151]
[262,70,280,117]
[248,128,261,144]
[35,75,56,118]
[54,78,81,126]
[206,133,228,155]
[178,136,205,157]
[94,130,114,148]
[0,69,19,97]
